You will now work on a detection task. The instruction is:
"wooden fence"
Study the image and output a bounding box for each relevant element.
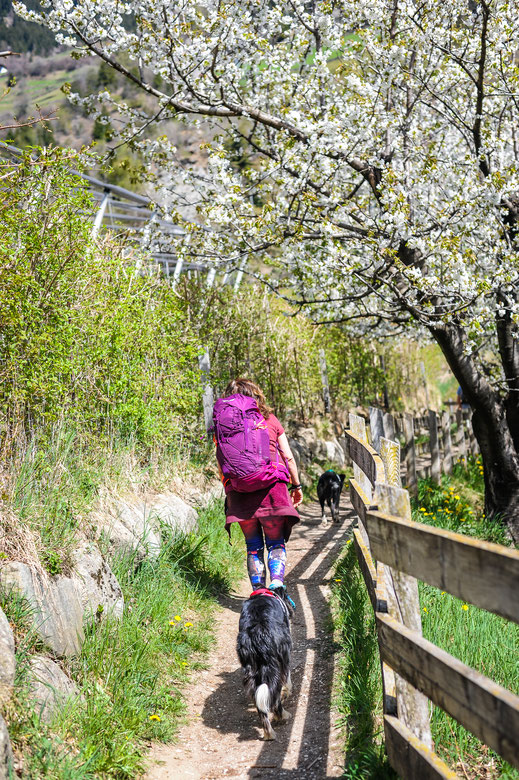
[366,406,478,496]
[345,412,519,779]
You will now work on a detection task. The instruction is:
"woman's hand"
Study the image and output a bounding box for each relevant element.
[290,487,303,508]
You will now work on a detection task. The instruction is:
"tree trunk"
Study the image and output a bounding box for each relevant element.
[431,323,519,543]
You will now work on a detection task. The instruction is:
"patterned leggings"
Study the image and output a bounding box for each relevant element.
[239,517,287,588]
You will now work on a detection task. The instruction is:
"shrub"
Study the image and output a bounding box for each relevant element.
[0,147,202,454]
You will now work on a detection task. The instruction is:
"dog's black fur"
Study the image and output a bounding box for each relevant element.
[317,469,346,523]
[237,589,295,740]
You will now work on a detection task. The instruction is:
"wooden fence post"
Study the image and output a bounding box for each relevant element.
[374,483,433,749]
[428,410,441,482]
[349,413,373,504]
[199,348,215,434]
[455,408,466,465]
[383,412,396,443]
[380,437,402,488]
[403,414,417,496]
[441,410,453,475]
[319,349,331,414]
[465,410,478,457]
[369,406,385,453]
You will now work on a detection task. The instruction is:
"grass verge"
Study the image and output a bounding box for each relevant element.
[332,457,518,779]
[2,498,244,779]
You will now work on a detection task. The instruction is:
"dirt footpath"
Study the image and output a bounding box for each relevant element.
[146,497,354,780]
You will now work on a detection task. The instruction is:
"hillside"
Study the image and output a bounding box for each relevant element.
[0,0,55,54]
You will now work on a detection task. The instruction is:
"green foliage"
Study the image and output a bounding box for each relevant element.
[413,455,508,546]
[179,281,423,420]
[0,147,201,452]
[5,499,244,778]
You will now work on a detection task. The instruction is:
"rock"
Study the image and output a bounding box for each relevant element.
[287,436,311,468]
[94,496,162,561]
[323,439,346,468]
[74,542,124,620]
[0,608,14,705]
[0,714,12,780]
[28,655,79,723]
[149,493,198,535]
[0,562,84,657]
[297,428,320,456]
[183,482,224,509]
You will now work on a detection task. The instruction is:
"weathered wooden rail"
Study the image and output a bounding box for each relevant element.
[345,412,519,779]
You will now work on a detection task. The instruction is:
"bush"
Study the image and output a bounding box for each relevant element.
[0,147,202,453]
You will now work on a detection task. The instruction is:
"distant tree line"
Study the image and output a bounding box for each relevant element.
[0,0,55,54]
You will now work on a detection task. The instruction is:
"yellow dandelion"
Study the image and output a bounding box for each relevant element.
[423,607,428,613]
[181,662,188,666]
[459,518,466,522]
[419,507,426,512]
[168,620,176,626]
[174,615,181,622]
[184,622,193,628]
[454,495,460,500]
[149,714,161,721]
[334,578,342,582]
[441,591,446,595]
[462,604,469,611]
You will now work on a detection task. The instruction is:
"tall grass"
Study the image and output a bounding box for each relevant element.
[332,540,396,779]
[332,458,518,779]
[3,499,244,779]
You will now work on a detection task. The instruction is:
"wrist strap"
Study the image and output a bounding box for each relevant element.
[289,483,302,491]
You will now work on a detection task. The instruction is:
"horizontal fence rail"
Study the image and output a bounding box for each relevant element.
[344,409,519,779]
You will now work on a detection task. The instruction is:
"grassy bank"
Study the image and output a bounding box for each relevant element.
[2,498,244,779]
[332,458,519,779]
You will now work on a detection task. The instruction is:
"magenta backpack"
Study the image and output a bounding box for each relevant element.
[213,394,290,492]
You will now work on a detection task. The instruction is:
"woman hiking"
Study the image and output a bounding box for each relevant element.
[213,378,302,598]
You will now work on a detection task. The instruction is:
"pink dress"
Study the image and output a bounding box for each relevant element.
[224,414,300,540]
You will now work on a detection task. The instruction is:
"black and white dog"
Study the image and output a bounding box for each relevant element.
[237,587,295,740]
[317,469,346,523]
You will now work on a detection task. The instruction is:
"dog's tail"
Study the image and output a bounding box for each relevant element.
[255,683,275,740]
[255,683,270,715]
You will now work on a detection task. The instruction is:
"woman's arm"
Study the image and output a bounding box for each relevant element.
[277,433,303,507]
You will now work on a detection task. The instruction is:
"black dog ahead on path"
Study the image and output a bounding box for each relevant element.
[317,469,346,523]
[237,587,294,740]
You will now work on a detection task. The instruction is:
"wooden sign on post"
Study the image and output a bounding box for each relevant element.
[428,410,441,482]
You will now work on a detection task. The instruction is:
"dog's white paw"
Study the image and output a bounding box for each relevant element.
[263,726,276,740]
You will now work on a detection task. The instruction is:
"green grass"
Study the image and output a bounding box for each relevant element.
[3,499,244,778]
[332,540,396,779]
[332,459,518,778]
